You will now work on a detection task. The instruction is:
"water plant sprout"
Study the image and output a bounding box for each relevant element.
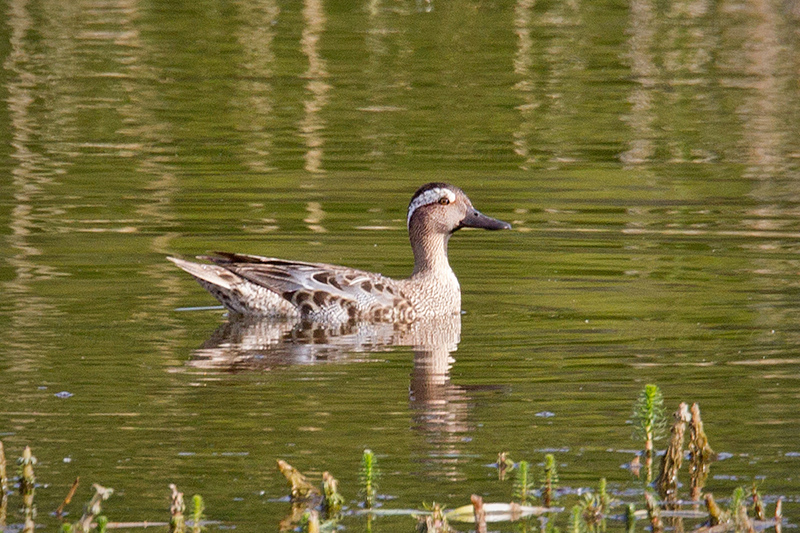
[542,453,559,508]
[513,460,533,505]
[632,383,667,482]
[359,448,379,509]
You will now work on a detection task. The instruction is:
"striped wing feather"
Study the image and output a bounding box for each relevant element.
[206,252,411,321]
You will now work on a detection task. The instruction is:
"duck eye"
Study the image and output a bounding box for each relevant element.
[438,197,450,205]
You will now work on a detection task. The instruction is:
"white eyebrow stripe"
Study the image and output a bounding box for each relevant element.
[407,187,456,227]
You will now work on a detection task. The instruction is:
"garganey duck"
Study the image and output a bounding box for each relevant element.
[169,182,511,323]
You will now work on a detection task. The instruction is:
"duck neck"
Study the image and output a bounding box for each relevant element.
[410,227,452,277]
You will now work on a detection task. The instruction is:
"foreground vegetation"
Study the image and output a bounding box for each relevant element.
[0,386,786,532]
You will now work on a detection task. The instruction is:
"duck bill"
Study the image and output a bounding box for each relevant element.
[458,209,512,231]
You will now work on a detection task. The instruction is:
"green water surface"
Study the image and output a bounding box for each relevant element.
[1,0,799,531]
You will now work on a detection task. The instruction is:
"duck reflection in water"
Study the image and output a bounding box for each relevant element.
[187,313,475,480]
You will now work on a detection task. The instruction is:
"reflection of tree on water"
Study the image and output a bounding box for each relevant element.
[186,313,470,479]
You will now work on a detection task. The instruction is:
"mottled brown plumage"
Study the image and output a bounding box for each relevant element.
[169,183,511,323]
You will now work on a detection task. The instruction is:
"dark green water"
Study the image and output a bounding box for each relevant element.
[1,0,800,531]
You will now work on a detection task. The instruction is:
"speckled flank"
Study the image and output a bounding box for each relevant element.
[169,182,510,324]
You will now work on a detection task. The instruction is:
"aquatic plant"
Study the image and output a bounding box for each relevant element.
[73,484,113,533]
[0,441,7,495]
[416,502,451,533]
[300,509,320,533]
[704,492,727,526]
[735,503,754,533]
[1,446,223,533]
[751,483,765,520]
[632,384,666,482]
[688,403,715,500]
[191,494,205,533]
[541,454,559,507]
[655,402,690,501]
[0,388,788,533]
[470,494,487,533]
[579,493,602,527]
[688,403,714,461]
[597,478,609,514]
[569,505,583,533]
[322,471,343,518]
[496,451,515,481]
[17,446,36,527]
[277,459,320,501]
[579,478,610,528]
[56,478,80,518]
[545,515,562,533]
[359,449,379,509]
[0,440,7,528]
[17,446,36,493]
[513,460,533,505]
[365,511,374,533]
[644,491,663,533]
[169,484,186,533]
[728,487,758,533]
[624,504,636,533]
[729,487,746,516]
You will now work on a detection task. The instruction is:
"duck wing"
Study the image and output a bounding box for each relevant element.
[206,252,413,321]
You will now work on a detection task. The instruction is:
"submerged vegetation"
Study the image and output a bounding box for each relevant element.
[0,385,788,532]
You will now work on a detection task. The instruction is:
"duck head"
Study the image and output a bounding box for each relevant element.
[407,182,512,235]
[407,182,511,276]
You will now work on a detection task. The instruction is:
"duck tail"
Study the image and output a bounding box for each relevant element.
[167,256,236,290]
